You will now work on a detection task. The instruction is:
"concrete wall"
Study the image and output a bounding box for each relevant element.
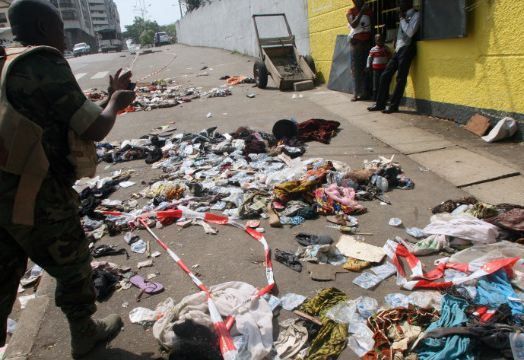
[176,0,310,58]
[308,0,524,120]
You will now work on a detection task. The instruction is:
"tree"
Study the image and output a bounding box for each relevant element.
[185,0,208,12]
[139,29,155,46]
[123,17,160,43]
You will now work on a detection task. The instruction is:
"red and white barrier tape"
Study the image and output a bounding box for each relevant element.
[139,218,238,359]
[384,239,520,290]
[104,207,277,360]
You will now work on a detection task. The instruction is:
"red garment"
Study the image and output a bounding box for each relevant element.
[369,45,392,70]
[347,7,373,41]
[297,119,341,144]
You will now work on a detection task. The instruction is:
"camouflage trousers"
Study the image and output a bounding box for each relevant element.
[0,177,96,347]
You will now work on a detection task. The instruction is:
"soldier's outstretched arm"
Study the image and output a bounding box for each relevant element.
[81,90,135,142]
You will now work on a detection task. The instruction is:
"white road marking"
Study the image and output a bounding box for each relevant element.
[74,73,87,80]
[91,71,109,79]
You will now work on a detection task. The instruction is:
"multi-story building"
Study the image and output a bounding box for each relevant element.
[88,0,122,52]
[0,0,11,28]
[49,0,96,51]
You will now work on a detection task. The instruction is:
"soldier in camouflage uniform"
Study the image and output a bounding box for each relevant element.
[0,0,135,358]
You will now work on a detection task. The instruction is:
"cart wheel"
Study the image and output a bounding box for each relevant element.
[304,55,316,75]
[254,60,268,89]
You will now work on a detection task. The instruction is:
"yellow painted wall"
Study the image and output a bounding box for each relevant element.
[308,0,350,81]
[308,0,524,115]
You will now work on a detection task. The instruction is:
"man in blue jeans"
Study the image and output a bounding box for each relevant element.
[368,0,420,114]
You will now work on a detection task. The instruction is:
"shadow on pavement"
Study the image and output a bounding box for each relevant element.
[84,348,164,360]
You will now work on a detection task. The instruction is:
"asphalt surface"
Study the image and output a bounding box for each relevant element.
[7,44,518,360]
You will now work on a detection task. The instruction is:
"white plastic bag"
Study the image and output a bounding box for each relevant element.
[482,117,518,143]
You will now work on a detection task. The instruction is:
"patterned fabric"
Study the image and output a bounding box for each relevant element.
[5,49,94,183]
[0,48,100,346]
[299,288,349,360]
[364,305,439,359]
[0,176,96,347]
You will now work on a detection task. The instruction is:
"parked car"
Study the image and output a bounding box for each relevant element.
[73,42,91,57]
[63,50,74,59]
[154,32,171,47]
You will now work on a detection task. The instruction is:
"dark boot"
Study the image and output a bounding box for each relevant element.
[69,314,123,359]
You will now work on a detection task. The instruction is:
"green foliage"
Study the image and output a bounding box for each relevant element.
[139,29,156,45]
[123,17,160,43]
[186,0,207,12]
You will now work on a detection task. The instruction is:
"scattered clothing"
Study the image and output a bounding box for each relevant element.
[416,295,473,360]
[295,233,333,247]
[275,249,303,273]
[274,319,308,359]
[297,119,341,144]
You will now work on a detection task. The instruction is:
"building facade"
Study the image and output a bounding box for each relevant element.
[0,0,10,28]
[49,0,96,50]
[88,0,120,33]
[88,0,121,51]
[308,0,524,126]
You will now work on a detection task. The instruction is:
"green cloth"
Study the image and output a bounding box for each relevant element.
[299,288,349,360]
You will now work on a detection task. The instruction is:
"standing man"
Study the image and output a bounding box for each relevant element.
[0,0,135,358]
[347,0,373,101]
[367,0,420,113]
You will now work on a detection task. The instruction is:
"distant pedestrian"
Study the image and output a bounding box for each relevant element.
[368,0,420,113]
[347,0,372,101]
[367,34,392,101]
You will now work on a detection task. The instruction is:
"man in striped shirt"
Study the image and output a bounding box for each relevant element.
[367,34,392,101]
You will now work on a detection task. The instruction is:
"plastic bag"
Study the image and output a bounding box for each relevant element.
[280,293,307,311]
[482,117,518,143]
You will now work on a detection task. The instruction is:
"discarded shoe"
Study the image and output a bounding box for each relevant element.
[295,233,333,247]
[274,249,303,272]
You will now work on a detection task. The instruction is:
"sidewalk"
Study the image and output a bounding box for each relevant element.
[309,90,524,206]
[4,44,522,360]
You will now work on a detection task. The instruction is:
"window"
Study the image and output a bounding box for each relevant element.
[61,10,77,20]
[0,13,7,24]
[421,0,467,40]
[59,0,74,8]
[368,0,467,43]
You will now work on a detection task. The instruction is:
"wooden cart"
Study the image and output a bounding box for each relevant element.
[252,13,316,91]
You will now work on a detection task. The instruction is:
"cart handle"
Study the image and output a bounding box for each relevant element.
[252,13,294,58]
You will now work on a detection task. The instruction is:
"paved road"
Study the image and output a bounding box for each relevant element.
[6,45,519,360]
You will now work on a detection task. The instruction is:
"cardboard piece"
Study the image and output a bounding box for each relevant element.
[336,235,386,263]
[464,114,490,136]
[306,263,349,281]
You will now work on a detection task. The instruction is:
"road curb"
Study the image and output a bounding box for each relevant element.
[4,273,55,360]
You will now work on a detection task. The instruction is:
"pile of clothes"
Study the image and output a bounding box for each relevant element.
[83,121,415,239]
[84,78,233,113]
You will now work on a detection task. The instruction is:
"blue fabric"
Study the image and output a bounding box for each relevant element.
[417,295,474,360]
[475,269,524,317]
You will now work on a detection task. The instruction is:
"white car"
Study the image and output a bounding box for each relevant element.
[126,39,141,55]
[154,32,171,47]
[73,42,91,57]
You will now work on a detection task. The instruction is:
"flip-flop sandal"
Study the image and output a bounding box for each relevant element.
[130,275,164,295]
[326,215,347,226]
